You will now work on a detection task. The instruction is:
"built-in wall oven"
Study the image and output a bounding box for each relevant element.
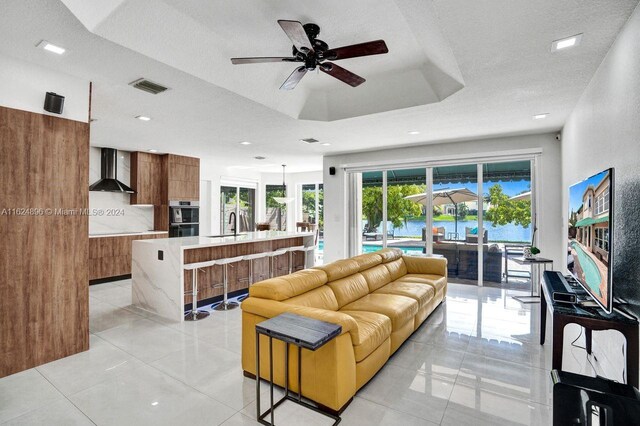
[169,201,199,238]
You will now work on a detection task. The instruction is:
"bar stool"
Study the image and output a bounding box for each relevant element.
[184,260,215,321]
[288,245,316,272]
[286,245,306,274]
[237,252,269,303]
[213,255,245,311]
[244,252,269,285]
[267,248,288,278]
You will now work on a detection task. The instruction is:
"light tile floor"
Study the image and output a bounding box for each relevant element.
[0,280,602,425]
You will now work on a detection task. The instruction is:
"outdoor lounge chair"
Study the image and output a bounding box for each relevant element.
[465,226,488,243]
[363,221,395,240]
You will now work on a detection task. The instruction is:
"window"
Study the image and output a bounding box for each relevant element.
[595,186,609,215]
[266,185,287,230]
[595,228,609,252]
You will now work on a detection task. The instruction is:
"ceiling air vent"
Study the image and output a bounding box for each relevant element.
[254,156,267,160]
[300,138,320,144]
[129,78,169,95]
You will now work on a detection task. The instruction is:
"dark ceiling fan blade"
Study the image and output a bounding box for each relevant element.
[231,57,298,65]
[323,40,388,61]
[280,66,308,90]
[320,63,365,87]
[278,20,314,53]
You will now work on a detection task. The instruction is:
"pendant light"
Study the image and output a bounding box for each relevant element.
[273,164,294,204]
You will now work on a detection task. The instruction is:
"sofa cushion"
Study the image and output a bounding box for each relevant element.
[340,294,418,331]
[339,311,391,362]
[360,264,392,292]
[351,253,383,271]
[395,274,447,294]
[249,269,328,301]
[373,281,435,309]
[402,255,448,277]
[377,248,403,263]
[283,286,339,311]
[384,258,408,281]
[327,273,370,308]
[315,259,360,281]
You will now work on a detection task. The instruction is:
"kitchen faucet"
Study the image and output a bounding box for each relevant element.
[229,212,237,237]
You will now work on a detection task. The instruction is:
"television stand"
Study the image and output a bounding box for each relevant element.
[541,271,639,388]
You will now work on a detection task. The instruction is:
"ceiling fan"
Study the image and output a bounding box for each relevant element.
[231,20,388,90]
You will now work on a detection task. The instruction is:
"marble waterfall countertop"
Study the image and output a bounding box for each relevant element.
[89,230,168,238]
[131,230,316,322]
[134,230,314,251]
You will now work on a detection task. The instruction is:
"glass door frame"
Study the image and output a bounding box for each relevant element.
[345,151,540,287]
[220,183,257,234]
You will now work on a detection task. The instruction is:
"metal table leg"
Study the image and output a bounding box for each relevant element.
[513,262,541,304]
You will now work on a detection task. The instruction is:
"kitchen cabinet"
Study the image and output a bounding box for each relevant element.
[130,152,163,205]
[89,232,168,280]
[166,154,199,201]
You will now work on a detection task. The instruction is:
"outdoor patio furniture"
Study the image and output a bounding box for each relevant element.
[421,226,446,243]
[504,243,531,283]
[433,242,503,283]
[363,221,395,241]
[465,226,488,243]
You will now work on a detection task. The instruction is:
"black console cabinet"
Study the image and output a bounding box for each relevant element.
[552,370,640,425]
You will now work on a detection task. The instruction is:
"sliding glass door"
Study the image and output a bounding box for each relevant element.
[220,185,256,234]
[347,156,535,288]
[266,185,287,231]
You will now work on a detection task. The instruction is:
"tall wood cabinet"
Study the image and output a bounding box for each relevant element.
[0,106,89,378]
[130,152,163,205]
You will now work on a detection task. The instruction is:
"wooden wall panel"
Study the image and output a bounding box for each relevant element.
[0,106,89,378]
[182,238,304,306]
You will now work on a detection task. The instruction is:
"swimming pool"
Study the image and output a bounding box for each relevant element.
[317,241,424,255]
[571,241,603,296]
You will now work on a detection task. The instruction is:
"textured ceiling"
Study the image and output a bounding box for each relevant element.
[0,0,638,172]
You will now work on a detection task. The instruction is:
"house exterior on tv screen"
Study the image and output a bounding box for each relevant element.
[574,171,610,266]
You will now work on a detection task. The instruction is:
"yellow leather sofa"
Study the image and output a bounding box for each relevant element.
[241,248,447,413]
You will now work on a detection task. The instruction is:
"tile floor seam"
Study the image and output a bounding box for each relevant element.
[32,368,98,426]
[140,352,242,417]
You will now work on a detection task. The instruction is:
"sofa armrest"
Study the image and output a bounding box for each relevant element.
[241,297,357,337]
[402,255,448,278]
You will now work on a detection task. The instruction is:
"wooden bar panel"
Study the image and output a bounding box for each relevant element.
[183,238,305,306]
[0,106,89,378]
[89,233,168,280]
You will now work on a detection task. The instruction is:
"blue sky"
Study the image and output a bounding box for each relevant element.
[568,169,610,213]
[433,179,530,197]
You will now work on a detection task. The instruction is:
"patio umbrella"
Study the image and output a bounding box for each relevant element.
[405,188,478,238]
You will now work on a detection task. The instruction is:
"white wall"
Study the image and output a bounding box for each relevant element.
[0,53,89,123]
[562,4,640,385]
[88,148,154,234]
[323,133,563,264]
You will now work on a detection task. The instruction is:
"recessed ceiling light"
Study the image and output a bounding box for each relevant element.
[239,141,252,145]
[321,143,331,146]
[533,113,549,120]
[37,40,66,55]
[147,149,158,153]
[135,115,151,121]
[552,34,582,51]
[408,131,420,135]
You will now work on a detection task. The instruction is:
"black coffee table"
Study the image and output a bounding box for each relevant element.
[255,312,342,426]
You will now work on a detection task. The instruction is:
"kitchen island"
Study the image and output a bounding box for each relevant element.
[131,231,315,321]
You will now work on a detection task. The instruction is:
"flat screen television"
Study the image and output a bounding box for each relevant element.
[567,168,614,313]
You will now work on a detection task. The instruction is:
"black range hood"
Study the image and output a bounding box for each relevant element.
[89,148,135,193]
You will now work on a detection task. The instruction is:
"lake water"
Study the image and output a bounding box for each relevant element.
[393,219,531,242]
